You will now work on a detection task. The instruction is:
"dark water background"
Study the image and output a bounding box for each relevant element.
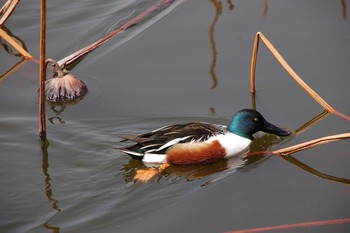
[1,0,350,232]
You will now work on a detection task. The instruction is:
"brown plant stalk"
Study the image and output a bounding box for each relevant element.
[0,0,20,27]
[272,133,350,156]
[0,0,32,58]
[39,0,46,138]
[250,32,335,113]
[57,0,178,69]
[0,28,32,58]
[249,32,350,158]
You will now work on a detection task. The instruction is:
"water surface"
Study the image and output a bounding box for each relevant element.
[1,0,350,232]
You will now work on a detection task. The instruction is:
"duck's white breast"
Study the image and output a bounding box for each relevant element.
[207,133,252,158]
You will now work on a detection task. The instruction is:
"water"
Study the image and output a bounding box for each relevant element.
[1,0,350,232]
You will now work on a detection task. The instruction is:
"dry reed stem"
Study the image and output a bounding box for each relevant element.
[0,0,19,27]
[249,32,350,157]
[0,0,30,59]
[226,218,350,233]
[0,28,32,58]
[272,133,350,156]
[334,110,350,122]
[57,0,177,68]
[39,0,46,138]
[250,32,335,113]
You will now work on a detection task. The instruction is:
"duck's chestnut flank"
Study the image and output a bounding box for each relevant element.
[166,140,226,164]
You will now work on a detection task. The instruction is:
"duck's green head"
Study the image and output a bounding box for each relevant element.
[228,109,291,140]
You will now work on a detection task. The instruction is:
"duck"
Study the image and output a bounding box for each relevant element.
[117,109,291,166]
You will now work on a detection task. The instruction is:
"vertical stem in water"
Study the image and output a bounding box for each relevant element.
[39,0,46,138]
[250,32,260,93]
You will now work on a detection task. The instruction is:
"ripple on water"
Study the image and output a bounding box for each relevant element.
[0,109,291,232]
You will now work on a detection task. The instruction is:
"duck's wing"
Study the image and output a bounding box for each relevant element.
[118,122,227,157]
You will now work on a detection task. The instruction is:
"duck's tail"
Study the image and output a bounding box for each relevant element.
[116,147,144,160]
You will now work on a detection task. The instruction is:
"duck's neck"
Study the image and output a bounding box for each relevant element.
[228,121,254,140]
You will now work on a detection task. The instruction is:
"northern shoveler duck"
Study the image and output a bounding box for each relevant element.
[118,109,291,166]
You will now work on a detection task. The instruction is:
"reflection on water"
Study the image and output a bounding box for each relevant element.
[261,0,347,19]
[209,0,234,90]
[209,106,216,116]
[0,26,29,57]
[121,156,246,184]
[47,98,85,125]
[41,139,61,233]
[263,0,268,17]
[208,0,300,91]
[281,154,350,186]
[0,26,30,81]
[341,0,347,19]
[35,116,290,232]
[0,57,27,81]
[294,110,331,135]
[209,0,222,90]
[226,0,234,11]
[57,0,185,70]
[21,115,294,233]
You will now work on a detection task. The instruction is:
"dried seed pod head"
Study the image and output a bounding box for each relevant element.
[45,59,88,102]
[45,73,88,102]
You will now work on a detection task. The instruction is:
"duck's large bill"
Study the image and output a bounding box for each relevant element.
[262,120,291,136]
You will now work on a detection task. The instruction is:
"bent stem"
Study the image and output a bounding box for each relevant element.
[250,32,335,113]
[249,32,350,156]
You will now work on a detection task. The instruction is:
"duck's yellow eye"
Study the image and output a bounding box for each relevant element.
[252,117,259,122]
